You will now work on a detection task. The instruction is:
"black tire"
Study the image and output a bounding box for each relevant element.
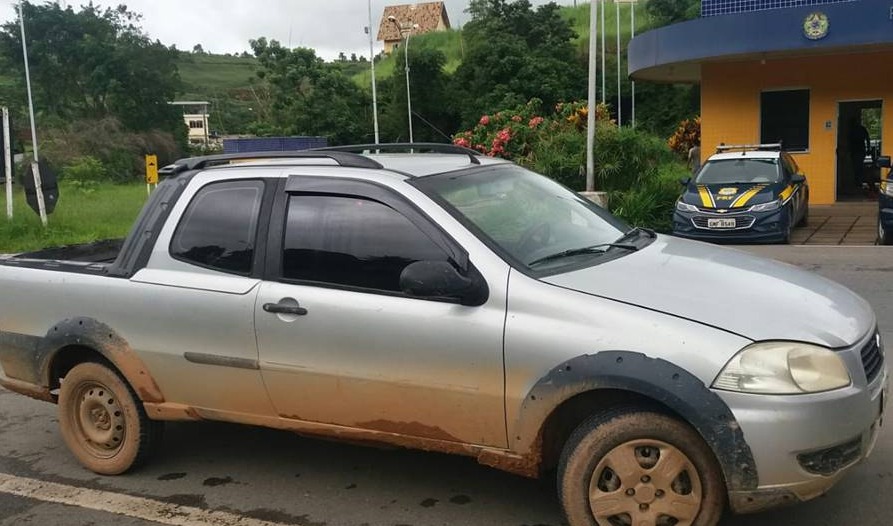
[879,217,893,245]
[558,408,726,526]
[58,362,163,475]
[797,204,809,228]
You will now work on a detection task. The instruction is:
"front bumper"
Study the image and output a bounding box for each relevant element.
[718,330,887,514]
[672,206,790,244]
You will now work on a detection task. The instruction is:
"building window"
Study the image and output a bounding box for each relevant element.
[189,120,204,129]
[761,89,810,152]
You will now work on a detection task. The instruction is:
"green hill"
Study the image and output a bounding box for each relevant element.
[175,53,258,100]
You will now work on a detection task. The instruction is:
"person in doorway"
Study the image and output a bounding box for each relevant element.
[848,117,870,188]
[688,140,702,175]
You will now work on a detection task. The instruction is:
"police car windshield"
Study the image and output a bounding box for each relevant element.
[696,159,781,185]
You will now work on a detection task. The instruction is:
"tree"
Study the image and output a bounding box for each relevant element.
[645,0,700,27]
[337,51,347,62]
[249,37,371,144]
[453,0,585,126]
[350,53,358,62]
[0,2,183,137]
[379,47,458,143]
[192,43,205,54]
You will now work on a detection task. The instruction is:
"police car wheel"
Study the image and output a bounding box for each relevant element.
[879,218,893,246]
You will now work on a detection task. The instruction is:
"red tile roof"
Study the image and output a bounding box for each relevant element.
[377,2,451,42]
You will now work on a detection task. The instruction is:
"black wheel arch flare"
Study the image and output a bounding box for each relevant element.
[514,351,759,492]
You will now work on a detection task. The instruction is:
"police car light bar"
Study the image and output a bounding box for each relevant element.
[715,143,783,154]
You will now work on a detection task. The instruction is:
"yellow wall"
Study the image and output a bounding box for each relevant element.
[701,51,893,204]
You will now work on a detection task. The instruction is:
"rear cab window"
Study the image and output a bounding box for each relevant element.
[170,180,265,275]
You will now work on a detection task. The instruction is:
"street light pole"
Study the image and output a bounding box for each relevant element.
[616,0,622,126]
[367,0,380,144]
[388,16,414,144]
[630,0,636,128]
[18,1,46,226]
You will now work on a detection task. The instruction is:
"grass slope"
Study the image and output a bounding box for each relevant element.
[176,53,258,99]
[0,183,146,253]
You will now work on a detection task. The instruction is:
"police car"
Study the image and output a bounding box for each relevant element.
[673,144,809,244]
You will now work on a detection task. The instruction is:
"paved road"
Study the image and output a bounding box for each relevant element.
[0,245,891,526]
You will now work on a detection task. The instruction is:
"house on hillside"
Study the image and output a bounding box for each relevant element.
[171,101,212,145]
[377,2,450,54]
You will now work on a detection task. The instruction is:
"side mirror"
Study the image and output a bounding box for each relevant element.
[679,177,691,186]
[400,260,487,306]
[879,156,892,169]
[791,174,807,184]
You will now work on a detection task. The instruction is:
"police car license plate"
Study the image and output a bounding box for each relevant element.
[707,218,736,229]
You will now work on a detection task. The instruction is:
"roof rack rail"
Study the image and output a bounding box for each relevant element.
[159,150,384,176]
[316,143,482,165]
[715,143,783,154]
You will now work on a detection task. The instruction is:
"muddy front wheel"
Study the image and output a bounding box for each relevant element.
[558,408,725,526]
[58,361,162,475]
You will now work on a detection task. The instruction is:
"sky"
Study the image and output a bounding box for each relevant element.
[0,0,582,60]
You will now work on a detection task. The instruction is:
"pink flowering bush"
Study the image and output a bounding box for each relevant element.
[453,99,613,160]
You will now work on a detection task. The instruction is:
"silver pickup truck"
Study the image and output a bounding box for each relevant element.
[0,146,886,526]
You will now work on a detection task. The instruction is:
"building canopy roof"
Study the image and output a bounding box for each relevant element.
[628,0,893,83]
[377,2,450,42]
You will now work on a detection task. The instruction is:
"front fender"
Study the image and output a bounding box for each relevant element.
[512,351,758,492]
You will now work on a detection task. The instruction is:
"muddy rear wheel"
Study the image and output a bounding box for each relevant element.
[558,408,725,526]
[58,361,162,475]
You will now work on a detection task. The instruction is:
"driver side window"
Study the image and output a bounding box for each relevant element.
[281,194,451,294]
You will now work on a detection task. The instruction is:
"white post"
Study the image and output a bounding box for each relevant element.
[19,2,46,226]
[586,0,598,192]
[600,0,606,104]
[630,1,636,128]
[368,0,380,144]
[616,0,622,126]
[3,107,11,220]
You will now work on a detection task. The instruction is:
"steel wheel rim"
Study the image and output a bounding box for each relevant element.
[588,439,703,526]
[72,381,126,459]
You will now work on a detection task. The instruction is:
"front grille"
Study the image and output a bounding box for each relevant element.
[691,215,756,230]
[861,334,884,383]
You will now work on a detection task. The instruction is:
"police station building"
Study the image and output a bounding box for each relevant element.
[629,0,893,205]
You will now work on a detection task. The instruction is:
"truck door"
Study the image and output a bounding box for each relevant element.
[254,177,508,447]
[127,177,277,417]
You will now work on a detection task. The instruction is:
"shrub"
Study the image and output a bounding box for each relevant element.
[61,156,107,182]
[609,162,688,232]
[41,118,181,183]
[668,116,701,159]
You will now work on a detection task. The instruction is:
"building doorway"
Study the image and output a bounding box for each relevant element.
[837,100,883,200]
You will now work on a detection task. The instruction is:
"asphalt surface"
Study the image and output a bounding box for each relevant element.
[0,245,891,526]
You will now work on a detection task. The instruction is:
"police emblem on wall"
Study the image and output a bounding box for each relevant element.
[803,12,829,40]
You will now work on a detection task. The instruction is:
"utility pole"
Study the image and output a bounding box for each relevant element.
[630,1,636,128]
[586,0,598,192]
[19,1,46,226]
[389,16,415,144]
[367,0,380,144]
[616,0,622,126]
[600,0,606,104]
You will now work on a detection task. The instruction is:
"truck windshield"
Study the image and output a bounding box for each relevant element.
[414,165,631,271]
[696,158,781,185]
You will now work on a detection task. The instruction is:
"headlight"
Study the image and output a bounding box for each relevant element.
[881,181,893,197]
[676,201,699,213]
[749,199,781,212]
[713,342,851,394]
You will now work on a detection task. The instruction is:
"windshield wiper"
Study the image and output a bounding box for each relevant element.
[615,226,656,243]
[528,242,638,267]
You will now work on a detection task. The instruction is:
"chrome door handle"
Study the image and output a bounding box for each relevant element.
[263,302,308,316]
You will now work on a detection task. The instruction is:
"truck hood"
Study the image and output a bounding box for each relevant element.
[542,235,874,348]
